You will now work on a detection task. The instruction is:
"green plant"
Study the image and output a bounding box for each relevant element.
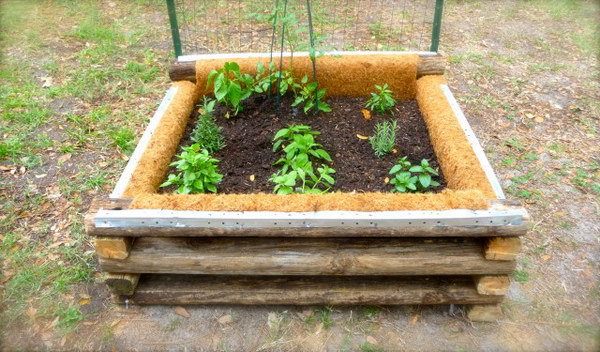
[292,76,331,114]
[160,144,223,194]
[389,157,440,193]
[409,159,440,190]
[190,97,225,154]
[370,120,397,157]
[207,62,255,117]
[270,125,335,194]
[366,84,396,114]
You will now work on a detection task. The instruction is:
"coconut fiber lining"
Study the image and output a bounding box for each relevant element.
[194,54,418,101]
[415,75,496,198]
[131,189,488,211]
[123,60,496,211]
[122,81,200,198]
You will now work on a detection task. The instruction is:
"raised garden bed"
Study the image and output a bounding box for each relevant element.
[85,52,529,322]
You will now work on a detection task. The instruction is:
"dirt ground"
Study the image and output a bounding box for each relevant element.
[1,0,598,351]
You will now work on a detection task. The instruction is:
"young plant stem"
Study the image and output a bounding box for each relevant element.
[268,0,281,98]
[276,0,289,113]
[306,0,318,114]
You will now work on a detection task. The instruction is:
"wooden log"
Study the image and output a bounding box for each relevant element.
[95,237,133,260]
[85,198,130,235]
[474,275,510,295]
[484,237,522,261]
[467,304,503,322]
[168,55,446,83]
[100,237,516,276]
[113,275,504,305]
[86,199,529,238]
[105,273,140,296]
[89,223,527,238]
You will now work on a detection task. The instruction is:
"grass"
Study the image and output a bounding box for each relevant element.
[0,0,167,345]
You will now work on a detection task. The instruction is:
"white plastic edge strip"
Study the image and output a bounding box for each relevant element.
[109,86,179,200]
[440,85,506,199]
[177,50,438,62]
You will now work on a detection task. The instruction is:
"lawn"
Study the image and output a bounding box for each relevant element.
[1,0,598,350]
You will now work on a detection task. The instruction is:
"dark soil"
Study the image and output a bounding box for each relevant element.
[164,95,446,194]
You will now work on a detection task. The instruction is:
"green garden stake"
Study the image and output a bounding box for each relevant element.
[166,0,182,58]
[430,0,444,52]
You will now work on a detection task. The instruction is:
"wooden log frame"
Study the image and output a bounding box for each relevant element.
[168,54,446,83]
[99,237,516,276]
[86,198,529,238]
[104,273,140,296]
[113,275,504,306]
[484,237,522,261]
[473,275,510,296]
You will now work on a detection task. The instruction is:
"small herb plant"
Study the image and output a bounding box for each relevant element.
[366,84,396,114]
[370,120,397,157]
[160,144,223,194]
[207,62,255,117]
[292,76,331,114]
[270,125,335,194]
[190,98,225,154]
[389,157,440,193]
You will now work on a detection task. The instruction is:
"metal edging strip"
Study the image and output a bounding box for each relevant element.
[177,51,438,62]
[440,85,506,199]
[95,207,525,229]
[109,86,179,200]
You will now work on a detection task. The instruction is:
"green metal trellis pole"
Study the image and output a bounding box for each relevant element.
[166,0,183,58]
[430,0,444,52]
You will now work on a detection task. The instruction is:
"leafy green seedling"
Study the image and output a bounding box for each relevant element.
[409,159,440,190]
[292,76,331,114]
[270,125,335,194]
[160,144,223,194]
[370,120,397,157]
[191,97,225,153]
[207,61,255,117]
[389,157,440,193]
[366,84,396,114]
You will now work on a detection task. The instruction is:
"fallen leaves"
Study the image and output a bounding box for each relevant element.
[57,154,72,163]
[356,134,369,140]
[361,109,371,120]
[217,314,233,325]
[173,306,190,318]
[249,174,255,182]
[366,336,378,345]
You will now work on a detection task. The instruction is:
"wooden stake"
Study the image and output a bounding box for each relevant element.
[474,275,510,295]
[484,237,521,261]
[105,273,140,296]
[95,237,133,260]
[467,304,503,322]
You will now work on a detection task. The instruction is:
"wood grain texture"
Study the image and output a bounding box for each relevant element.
[113,275,504,305]
[94,237,133,259]
[86,199,528,238]
[467,304,503,322]
[100,237,516,276]
[105,273,140,296]
[88,223,527,238]
[485,237,522,261]
[474,275,510,295]
[168,55,446,83]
